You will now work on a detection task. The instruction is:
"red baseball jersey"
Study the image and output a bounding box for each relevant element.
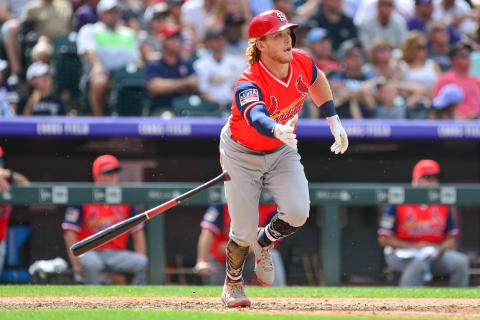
[200,204,278,264]
[229,49,317,152]
[0,204,12,242]
[378,204,458,244]
[0,174,13,242]
[62,204,143,251]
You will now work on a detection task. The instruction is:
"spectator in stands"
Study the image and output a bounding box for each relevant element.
[329,39,373,119]
[407,0,434,32]
[407,0,461,45]
[308,0,358,50]
[194,203,286,286]
[181,0,216,42]
[223,13,248,58]
[165,0,184,26]
[427,22,453,72]
[206,0,250,40]
[432,0,477,37]
[433,42,480,119]
[358,0,408,50]
[139,2,168,63]
[248,0,273,17]
[402,31,441,96]
[77,0,140,116]
[363,39,407,80]
[429,83,464,119]
[307,27,341,74]
[0,146,29,277]
[30,35,53,65]
[0,59,18,117]
[360,77,427,118]
[73,0,99,31]
[273,0,294,20]
[0,0,33,85]
[193,28,246,114]
[378,159,469,287]
[62,154,148,285]
[354,0,414,28]
[18,62,65,116]
[21,0,73,39]
[146,24,197,117]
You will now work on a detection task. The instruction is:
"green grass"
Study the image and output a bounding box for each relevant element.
[0,310,465,320]
[1,285,479,298]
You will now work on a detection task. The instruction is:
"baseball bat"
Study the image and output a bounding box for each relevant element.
[71,171,231,256]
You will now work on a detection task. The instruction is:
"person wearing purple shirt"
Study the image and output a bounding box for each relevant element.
[407,0,460,44]
[74,0,99,31]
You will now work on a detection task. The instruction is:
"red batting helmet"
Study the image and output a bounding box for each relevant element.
[248,10,298,46]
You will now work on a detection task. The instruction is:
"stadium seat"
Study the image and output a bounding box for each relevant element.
[172,94,222,117]
[109,64,148,116]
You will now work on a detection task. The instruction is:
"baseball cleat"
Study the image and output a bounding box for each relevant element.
[221,281,251,308]
[253,240,275,286]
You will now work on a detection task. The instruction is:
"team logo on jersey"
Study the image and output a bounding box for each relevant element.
[239,89,259,106]
[270,96,279,114]
[295,75,309,94]
[276,11,286,22]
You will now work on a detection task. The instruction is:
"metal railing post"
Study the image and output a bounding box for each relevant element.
[322,204,341,286]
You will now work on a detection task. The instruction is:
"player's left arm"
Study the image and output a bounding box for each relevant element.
[309,67,349,154]
[129,206,147,256]
[437,208,459,254]
[131,228,147,256]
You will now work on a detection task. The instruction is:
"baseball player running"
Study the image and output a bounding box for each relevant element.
[219,10,349,307]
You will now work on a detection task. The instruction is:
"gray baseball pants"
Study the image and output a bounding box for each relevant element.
[385,250,470,287]
[79,250,148,284]
[219,124,310,247]
[0,240,5,276]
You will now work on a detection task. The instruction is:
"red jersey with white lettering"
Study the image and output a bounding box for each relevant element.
[62,204,143,250]
[229,49,317,152]
[200,204,278,264]
[378,204,458,244]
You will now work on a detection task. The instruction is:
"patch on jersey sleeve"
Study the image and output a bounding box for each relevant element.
[239,89,259,106]
[380,216,395,229]
[203,207,220,222]
[65,207,80,223]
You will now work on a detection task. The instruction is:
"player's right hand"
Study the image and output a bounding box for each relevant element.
[193,261,216,276]
[274,114,298,151]
[327,115,348,154]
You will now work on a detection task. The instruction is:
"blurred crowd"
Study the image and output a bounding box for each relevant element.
[0,0,479,119]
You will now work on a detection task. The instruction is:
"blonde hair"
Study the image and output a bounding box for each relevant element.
[246,37,263,65]
[402,31,426,64]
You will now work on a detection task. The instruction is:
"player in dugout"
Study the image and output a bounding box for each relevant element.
[62,155,148,285]
[219,10,348,307]
[0,146,29,277]
[194,203,286,286]
[378,159,469,287]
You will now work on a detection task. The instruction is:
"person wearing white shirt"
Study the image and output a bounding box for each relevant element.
[358,0,408,50]
[180,0,215,42]
[432,0,477,36]
[193,28,247,115]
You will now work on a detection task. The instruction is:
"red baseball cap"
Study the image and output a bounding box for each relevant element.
[158,24,181,38]
[92,155,120,178]
[412,159,440,180]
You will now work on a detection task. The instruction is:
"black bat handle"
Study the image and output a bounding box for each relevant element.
[71,213,148,256]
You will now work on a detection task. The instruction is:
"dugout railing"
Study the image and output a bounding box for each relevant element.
[2,182,479,286]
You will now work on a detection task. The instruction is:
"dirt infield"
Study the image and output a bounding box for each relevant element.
[1,296,480,318]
